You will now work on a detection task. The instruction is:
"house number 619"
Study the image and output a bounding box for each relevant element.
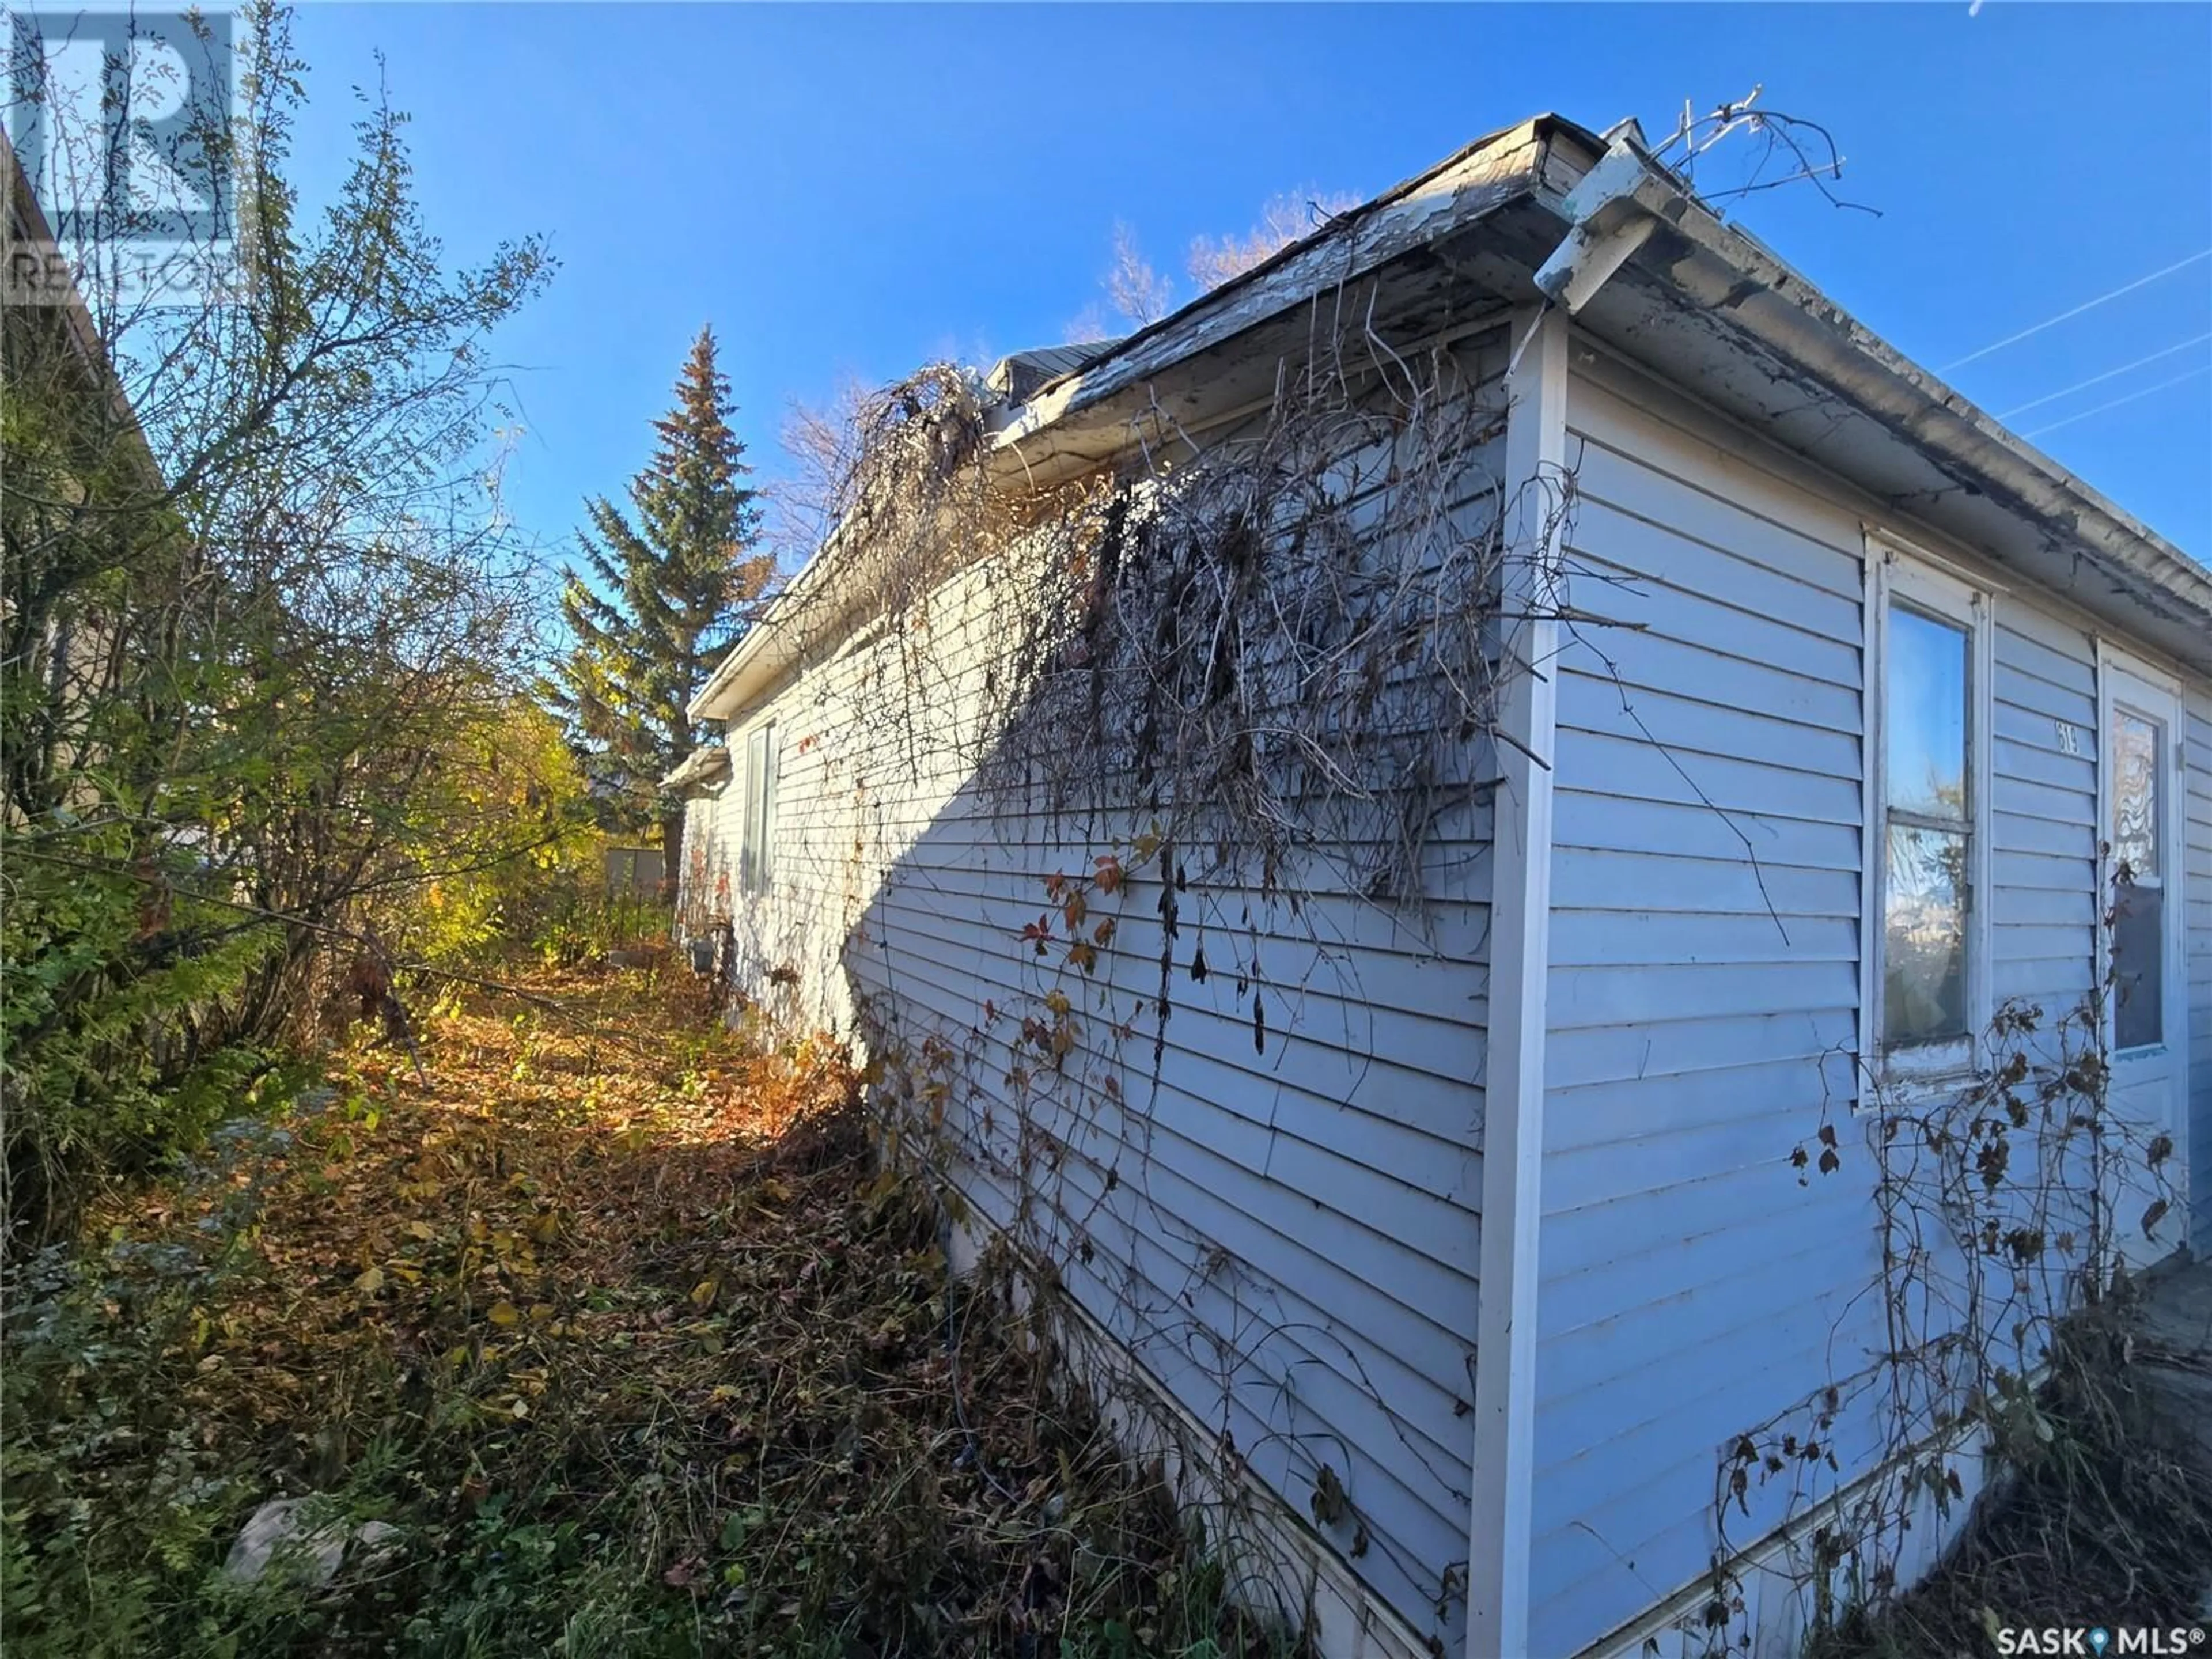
[2054,720,2080,755]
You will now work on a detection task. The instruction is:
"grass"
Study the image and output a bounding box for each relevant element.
[1,959,1293,1658]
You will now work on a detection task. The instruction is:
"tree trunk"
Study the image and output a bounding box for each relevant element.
[659,808,683,906]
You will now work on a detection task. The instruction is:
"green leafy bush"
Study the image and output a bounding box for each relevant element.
[1,2,551,1240]
[1,828,285,1228]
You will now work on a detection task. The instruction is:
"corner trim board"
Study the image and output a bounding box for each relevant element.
[1465,304,1568,1658]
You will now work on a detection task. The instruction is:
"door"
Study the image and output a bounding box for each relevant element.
[2101,650,2188,1255]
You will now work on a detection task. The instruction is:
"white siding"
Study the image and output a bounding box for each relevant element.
[714,338,1509,1654]
[702,325,2209,1659]
[1533,362,1875,1658]
[2190,685,2212,1238]
[674,788,729,935]
[1532,353,2156,1658]
[1990,606,2100,1020]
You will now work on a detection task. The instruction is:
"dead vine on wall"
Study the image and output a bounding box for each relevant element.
[779,328,1573,907]
[751,313,1584,1645]
[1704,875,2191,1650]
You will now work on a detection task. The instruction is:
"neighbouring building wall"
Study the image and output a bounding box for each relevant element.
[1532,346,2203,1659]
[711,333,1517,1656]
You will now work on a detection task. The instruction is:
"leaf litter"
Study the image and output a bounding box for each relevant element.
[8,959,1291,1657]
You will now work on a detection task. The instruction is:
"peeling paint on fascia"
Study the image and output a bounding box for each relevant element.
[1655,203,2209,622]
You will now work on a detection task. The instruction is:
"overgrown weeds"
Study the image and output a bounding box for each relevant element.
[1,963,1291,1658]
[1804,1291,2212,1659]
[525,886,673,969]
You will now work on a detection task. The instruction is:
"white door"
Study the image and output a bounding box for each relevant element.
[2101,651,2188,1255]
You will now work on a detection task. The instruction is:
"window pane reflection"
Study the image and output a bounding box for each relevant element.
[2113,710,2160,881]
[1885,823,1968,1046]
[2112,708,2164,1050]
[1886,607,1968,821]
[2113,884,2164,1050]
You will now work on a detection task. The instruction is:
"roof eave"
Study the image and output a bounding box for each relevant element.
[695,115,1604,728]
[658,744,732,794]
[1544,134,2212,668]
[3,132,169,499]
[991,115,1601,487]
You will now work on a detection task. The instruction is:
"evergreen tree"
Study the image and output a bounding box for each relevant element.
[551,327,769,887]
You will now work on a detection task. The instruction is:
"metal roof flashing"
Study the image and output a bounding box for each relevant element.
[986,342,1123,405]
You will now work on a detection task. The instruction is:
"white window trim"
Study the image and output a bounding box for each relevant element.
[1859,539,1995,1095]
[1855,519,2013,599]
[2093,639,2187,1065]
[737,718,778,896]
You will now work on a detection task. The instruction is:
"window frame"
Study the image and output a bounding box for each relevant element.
[2094,642,2186,1062]
[737,719,778,897]
[1861,541,1995,1090]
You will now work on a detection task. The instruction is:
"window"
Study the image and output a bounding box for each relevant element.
[738,722,778,895]
[1866,548,1990,1081]
[2103,661,2179,1054]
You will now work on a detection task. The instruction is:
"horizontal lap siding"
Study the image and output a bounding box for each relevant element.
[1538,357,2127,1658]
[1990,603,2099,1025]
[1533,366,1880,1657]
[721,345,1507,1656]
[676,791,728,933]
[2190,687,2212,1236]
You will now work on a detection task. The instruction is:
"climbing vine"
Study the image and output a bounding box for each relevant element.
[777,323,1575,905]
[1703,873,2193,1650]
[741,309,1586,1645]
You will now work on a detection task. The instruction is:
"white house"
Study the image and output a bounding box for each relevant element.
[671,115,2212,1659]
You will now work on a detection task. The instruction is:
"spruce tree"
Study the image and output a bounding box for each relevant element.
[551,327,769,888]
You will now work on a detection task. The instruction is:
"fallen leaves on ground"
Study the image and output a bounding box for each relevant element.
[6,960,1284,1658]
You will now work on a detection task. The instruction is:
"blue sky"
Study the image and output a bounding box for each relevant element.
[281,3,2212,569]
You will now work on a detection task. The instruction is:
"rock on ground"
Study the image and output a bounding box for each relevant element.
[221,1499,400,1588]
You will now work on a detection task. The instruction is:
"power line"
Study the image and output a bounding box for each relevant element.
[1996,333,2212,420]
[1940,249,2212,372]
[2019,363,2210,440]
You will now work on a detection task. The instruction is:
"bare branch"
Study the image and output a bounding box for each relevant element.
[1186,190,1361,289]
[1104,221,1174,329]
